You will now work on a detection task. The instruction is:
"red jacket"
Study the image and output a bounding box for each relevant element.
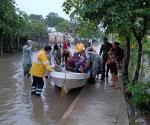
[63,42,68,50]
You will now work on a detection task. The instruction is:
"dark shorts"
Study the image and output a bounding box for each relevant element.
[110,63,118,75]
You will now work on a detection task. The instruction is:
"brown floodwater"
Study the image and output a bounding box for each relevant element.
[135,116,150,125]
[0,54,80,125]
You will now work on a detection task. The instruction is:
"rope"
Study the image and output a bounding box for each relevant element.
[84,74,86,79]
[61,72,66,96]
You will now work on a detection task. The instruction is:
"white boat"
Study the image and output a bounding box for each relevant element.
[49,71,89,94]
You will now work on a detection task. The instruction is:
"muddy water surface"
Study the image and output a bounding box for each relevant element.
[0,54,79,125]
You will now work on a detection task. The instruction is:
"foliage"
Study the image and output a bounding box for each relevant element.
[127,83,150,112]
[63,0,150,83]
[77,20,101,39]
[19,20,48,39]
[0,0,26,36]
[130,48,138,66]
[142,38,150,56]
[55,21,70,32]
[29,14,44,21]
[30,20,48,37]
[69,16,78,33]
[45,12,66,27]
[63,0,150,41]
[0,0,26,54]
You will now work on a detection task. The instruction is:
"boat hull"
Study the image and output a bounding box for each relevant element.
[49,71,89,93]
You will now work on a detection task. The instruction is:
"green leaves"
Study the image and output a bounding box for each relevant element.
[63,0,150,37]
[55,21,70,32]
[45,12,66,27]
[127,83,150,111]
[76,20,101,38]
[19,20,48,38]
[63,0,150,84]
[0,0,26,36]
[29,14,44,21]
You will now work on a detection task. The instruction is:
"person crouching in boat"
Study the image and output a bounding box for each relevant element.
[30,45,54,96]
[85,47,101,84]
[75,50,88,73]
[62,49,72,65]
[66,52,79,72]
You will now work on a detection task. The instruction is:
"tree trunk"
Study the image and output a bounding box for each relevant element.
[0,37,4,55]
[9,37,13,52]
[123,36,130,84]
[133,39,142,84]
[17,36,20,50]
[140,55,144,80]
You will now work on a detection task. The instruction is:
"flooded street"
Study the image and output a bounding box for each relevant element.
[135,116,150,125]
[0,54,79,125]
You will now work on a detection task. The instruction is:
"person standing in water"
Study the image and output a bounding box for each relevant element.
[22,40,32,77]
[30,45,53,96]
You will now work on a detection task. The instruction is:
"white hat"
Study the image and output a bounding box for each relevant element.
[27,40,32,44]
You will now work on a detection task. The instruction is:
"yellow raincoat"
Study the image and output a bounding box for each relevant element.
[75,42,85,53]
[30,50,53,77]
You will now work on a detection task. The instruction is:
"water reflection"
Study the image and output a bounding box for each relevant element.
[31,96,52,125]
[0,54,79,125]
[135,116,150,125]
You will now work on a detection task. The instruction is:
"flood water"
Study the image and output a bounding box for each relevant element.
[0,54,80,125]
[135,116,150,125]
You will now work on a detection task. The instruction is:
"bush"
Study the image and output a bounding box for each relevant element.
[127,83,150,112]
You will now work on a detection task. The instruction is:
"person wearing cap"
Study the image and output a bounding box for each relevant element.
[22,40,32,77]
[75,41,85,53]
[30,45,53,96]
[99,38,112,80]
